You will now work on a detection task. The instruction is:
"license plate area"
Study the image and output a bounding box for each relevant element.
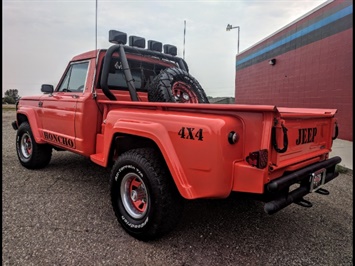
[309,168,326,192]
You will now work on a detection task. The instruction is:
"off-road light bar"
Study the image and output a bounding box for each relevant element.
[108,30,177,56]
[129,36,145,48]
[109,30,127,45]
[163,44,177,56]
[148,40,162,52]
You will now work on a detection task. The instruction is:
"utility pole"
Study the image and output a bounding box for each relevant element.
[226,24,240,54]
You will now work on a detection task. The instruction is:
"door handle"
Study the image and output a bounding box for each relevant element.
[72,95,79,99]
[38,101,43,107]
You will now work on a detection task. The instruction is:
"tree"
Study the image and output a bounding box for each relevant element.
[3,89,20,104]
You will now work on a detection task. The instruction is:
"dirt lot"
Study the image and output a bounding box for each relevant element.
[2,109,353,265]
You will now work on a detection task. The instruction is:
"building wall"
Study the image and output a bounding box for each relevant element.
[235,0,352,141]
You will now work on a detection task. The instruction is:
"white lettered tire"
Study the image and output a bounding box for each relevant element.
[110,148,184,241]
[16,122,52,169]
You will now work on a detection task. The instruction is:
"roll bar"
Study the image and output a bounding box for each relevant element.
[100,44,189,101]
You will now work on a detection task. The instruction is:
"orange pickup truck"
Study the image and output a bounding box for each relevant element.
[12,30,341,241]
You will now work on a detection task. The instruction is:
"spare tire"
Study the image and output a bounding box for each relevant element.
[147,68,209,103]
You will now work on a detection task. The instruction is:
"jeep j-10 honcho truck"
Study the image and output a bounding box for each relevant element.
[12,30,341,240]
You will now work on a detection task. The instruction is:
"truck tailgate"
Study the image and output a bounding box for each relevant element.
[271,107,338,170]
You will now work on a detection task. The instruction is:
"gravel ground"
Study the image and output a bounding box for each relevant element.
[2,109,353,265]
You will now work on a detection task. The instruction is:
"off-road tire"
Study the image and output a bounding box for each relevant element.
[148,68,209,103]
[110,148,184,241]
[16,122,52,169]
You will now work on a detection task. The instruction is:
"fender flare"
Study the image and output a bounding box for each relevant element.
[103,120,194,199]
[17,108,45,144]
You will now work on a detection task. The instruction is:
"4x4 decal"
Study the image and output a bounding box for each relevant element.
[178,127,203,141]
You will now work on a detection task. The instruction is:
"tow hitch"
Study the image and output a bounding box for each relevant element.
[315,188,330,195]
[295,198,312,208]
[264,156,341,214]
[294,188,330,208]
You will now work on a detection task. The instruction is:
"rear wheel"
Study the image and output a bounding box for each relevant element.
[110,148,184,241]
[148,68,209,103]
[16,122,52,169]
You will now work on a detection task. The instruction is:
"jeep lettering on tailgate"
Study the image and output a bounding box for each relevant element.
[296,127,317,145]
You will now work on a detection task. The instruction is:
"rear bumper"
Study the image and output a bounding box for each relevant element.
[264,156,342,214]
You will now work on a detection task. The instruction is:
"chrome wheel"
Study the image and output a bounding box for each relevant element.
[20,132,33,159]
[120,173,148,219]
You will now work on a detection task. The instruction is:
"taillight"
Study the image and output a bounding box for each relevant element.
[246,149,268,169]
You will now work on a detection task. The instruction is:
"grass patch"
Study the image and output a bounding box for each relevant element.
[2,104,16,110]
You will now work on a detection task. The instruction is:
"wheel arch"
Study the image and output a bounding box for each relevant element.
[109,146,185,240]
[17,113,28,125]
[106,130,194,199]
[16,109,44,144]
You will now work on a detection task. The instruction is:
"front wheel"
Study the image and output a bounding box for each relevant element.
[16,122,52,169]
[110,148,184,241]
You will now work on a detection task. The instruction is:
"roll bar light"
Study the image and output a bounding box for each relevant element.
[108,29,178,56]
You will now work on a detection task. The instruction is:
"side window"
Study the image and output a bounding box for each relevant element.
[58,62,89,92]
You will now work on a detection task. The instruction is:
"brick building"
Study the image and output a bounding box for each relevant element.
[235,0,352,141]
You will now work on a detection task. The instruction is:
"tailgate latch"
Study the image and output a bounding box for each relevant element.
[272,122,288,153]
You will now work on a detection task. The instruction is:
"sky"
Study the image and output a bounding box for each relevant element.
[3,0,327,98]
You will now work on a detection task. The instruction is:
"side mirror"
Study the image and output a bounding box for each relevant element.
[41,84,54,94]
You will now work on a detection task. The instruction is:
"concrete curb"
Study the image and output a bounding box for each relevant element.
[329,139,352,172]
[336,165,353,176]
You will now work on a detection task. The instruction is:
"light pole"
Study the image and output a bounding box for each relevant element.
[226,24,240,54]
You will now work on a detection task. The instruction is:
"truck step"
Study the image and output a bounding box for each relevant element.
[90,153,105,165]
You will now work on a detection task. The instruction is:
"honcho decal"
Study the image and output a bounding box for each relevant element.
[43,131,75,148]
